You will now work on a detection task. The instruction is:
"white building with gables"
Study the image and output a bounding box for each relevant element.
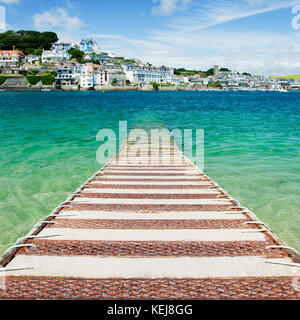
[123,65,179,84]
[80,38,100,54]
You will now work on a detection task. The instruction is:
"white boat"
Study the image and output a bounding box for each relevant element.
[41,89,51,92]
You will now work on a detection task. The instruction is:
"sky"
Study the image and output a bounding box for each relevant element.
[1,0,300,75]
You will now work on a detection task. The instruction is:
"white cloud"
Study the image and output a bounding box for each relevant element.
[168,0,299,31]
[30,0,300,75]
[33,8,84,31]
[66,1,76,9]
[128,0,300,75]
[147,28,300,75]
[152,0,191,16]
[33,7,84,41]
[97,26,300,76]
[90,33,123,39]
[0,0,19,4]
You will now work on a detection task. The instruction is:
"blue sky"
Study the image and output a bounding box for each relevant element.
[1,0,300,75]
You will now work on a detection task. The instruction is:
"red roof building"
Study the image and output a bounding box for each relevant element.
[0,50,25,67]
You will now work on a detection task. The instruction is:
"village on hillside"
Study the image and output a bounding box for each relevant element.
[1,32,300,91]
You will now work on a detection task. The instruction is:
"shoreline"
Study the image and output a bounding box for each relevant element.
[1,87,299,92]
[0,76,298,92]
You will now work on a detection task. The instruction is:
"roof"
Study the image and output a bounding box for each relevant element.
[0,50,25,57]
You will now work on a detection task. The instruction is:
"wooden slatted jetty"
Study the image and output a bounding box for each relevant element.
[0,132,300,299]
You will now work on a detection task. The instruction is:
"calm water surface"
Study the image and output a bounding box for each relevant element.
[0,91,299,255]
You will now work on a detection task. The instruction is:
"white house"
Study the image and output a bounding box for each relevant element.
[42,42,73,63]
[51,42,73,52]
[94,70,106,86]
[56,65,85,87]
[80,65,94,89]
[24,55,40,64]
[0,50,25,67]
[56,64,108,89]
[42,49,70,63]
[80,38,100,54]
[56,67,77,86]
[123,65,176,84]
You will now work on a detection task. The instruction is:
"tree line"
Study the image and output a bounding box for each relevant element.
[174,67,251,77]
[0,30,58,55]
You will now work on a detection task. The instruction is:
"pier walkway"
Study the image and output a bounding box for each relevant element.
[0,132,300,299]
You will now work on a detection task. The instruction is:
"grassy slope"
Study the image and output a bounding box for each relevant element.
[271,75,300,80]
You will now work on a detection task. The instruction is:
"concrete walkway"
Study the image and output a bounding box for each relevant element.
[0,132,299,299]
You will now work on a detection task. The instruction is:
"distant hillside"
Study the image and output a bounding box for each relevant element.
[174,67,231,78]
[272,75,300,81]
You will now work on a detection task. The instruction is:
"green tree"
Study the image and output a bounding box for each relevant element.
[150,82,159,90]
[208,81,222,88]
[67,47,85,63]
[28,69,39,75]
[41,75,55,85]
[0,76,6,85]
[0,30,58,55]
[27,76,42,85]
[174,68,186,75]
[26,75,55,85]
[205,68,215,77]
[213,81,222,88]
[220,68,231,72]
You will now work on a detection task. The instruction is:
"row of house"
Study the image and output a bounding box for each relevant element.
[2,42,300,90]
[216,71,300,90]
[42,38,103,63]
[0,48,180,89]
[185,68,300,91]
[124,65,181,85]
[39,38,182,87]
[56,64,124,89]
[55,62,182,89]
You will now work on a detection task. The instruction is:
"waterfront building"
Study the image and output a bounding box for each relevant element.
[80,65,95,89]
[189,77,213,86]
[94,70,106,86]
[0,50,25,67]
[56,66,78,86]
[123,64,177,84]
[105,69,126,85]
[56,63,108,89]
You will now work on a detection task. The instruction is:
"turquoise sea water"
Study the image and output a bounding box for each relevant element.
[0,91,300,255]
